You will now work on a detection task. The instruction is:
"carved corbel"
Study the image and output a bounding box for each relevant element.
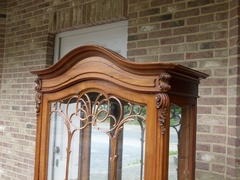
[34,78,42,92]
[156,72,171,135]
[159,72,171,92]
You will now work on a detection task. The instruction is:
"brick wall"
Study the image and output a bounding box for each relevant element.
[0,0,127,180]
[0,0,7,177]
[127,1,239,179]
[0,0,239,179]
[227,0,240,179]
[0,0,7,110]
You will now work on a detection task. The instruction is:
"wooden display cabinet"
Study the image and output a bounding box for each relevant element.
[31,45,208,180]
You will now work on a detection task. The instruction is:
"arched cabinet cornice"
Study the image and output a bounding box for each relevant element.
[31,45,208,180]
[31,45,206,94]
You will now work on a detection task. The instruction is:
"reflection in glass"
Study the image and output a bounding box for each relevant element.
[48,92,146,180]
[169,105,182,180]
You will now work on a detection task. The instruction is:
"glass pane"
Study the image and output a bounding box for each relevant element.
[122,120,145,180]
[90,123,109,179]
[48,103,67,180]
[48,92,146,180]
[169,105,181,180]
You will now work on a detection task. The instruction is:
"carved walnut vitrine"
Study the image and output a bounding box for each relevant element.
[31,45,207,180]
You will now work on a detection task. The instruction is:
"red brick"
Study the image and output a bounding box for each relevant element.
[199,87,212,96]
[200,78,227,86]
[201,3,228,14]
[187,33,213,42]
[128,27,137,34]
[228,127,237,136]
[187,0,214,7]
[161,36,184,45]
[227,157,240,167]
[196,143,211,151]
[216,12,228,21]
[151,0,173,6]
[187,14,214,25]
[197,124,211,132]
[137,39,159,47]
[230,17,240,29]
[161,20,184,28]
[226,166,240,177]
[228,106,240,116]
[229,66,239,75]
[159,53,184,61]
[147,46,171,55]
[213,145,226,153]
[135,56,158,62]
[200,22,228,32]
[196,162,210,170]
[200,41,227,49]
[230,6,240,18]
[173,26,199,35]
[139,8,160,17]
[228,137,240,146]
[186,51,213,59]
[230,26,240,37]
[149,29,171,38]
[198,106,212,114]
[172,44,198,52]
[229,76,240,86]
[127,49,147,56]
[150,14,172,22]
[197,134,226,144]
[212,126,226,134]
[230,0,240,8]
[213,87,227,95]
[212,164,225,173]
[129,17,149,26]
[128,12,137,19]
[229,47,239,56]
[127,42,136,49]
[174,8,199,19]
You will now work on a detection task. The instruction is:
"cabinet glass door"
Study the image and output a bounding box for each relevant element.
[168,104,195,180]
[47,92,146,180]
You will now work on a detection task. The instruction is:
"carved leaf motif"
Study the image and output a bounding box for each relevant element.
[35,93,42,117]
[156,93,170,135]
[159,72,171,92]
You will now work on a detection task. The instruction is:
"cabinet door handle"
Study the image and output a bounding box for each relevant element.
[53,146,60,153]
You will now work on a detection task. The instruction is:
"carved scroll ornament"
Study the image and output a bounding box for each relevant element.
[156,72,171,134]
[156,93,170,135]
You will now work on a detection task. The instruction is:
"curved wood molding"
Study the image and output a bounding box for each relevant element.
[31,45,207,94]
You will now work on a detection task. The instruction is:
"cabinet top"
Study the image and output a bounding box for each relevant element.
[31,45,208,94]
